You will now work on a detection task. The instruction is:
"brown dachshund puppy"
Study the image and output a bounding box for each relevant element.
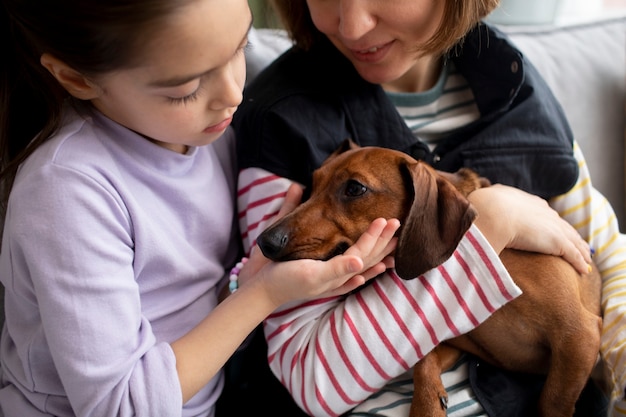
[256,140,602,417]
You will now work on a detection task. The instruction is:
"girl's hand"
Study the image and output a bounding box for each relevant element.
[237,183,305,288]
[239,182,397,286]
[242,217,398,308]
[468,184,592,274]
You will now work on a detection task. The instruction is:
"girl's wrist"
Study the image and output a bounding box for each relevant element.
[228,257,248,294]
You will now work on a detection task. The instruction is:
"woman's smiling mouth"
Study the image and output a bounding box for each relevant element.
[350,41,393,63]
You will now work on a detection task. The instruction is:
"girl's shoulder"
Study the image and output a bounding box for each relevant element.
[24,104,113,173]
[13,104,138,201]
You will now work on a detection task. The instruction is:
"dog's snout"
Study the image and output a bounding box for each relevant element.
[257,227,290,261]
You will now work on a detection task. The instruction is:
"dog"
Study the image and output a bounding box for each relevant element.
[256,139,603,417]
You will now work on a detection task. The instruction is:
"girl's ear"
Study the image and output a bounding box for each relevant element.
[40,53,102,100]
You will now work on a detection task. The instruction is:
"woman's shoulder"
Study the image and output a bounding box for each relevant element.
[243,38,357,104]
[243,47,316,103]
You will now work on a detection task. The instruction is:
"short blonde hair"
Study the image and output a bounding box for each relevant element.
[270,0,499,55]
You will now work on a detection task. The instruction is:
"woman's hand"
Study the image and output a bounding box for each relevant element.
[468,184,592,274]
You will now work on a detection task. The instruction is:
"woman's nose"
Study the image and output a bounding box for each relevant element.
[338,0,376,40]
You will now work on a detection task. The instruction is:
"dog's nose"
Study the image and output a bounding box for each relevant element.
[256,227,289,261]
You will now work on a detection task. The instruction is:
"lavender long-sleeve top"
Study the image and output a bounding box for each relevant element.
[0,104,240,417]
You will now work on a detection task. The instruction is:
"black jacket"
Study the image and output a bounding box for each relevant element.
[227,23,606,417]
[235,23,578,200]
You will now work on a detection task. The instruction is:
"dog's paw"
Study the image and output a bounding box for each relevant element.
[439,394,448,409]
[409,390,448,417]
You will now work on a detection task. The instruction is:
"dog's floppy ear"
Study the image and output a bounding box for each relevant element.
[395,162,478,279]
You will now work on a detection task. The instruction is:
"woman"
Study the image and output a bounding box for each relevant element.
[231,0,626,416]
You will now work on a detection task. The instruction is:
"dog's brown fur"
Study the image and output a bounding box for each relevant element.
[257,140,602,417]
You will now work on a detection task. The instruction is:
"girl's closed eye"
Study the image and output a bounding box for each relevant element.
[167,87,201,105]
[162,37,248,107]
[161,77,204,105]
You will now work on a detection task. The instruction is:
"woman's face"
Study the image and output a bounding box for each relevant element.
[89,0,251,153]
[306,0,445,89]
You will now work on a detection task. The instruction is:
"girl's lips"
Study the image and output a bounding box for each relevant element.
[350,41,393,63]
[204,117,233,133]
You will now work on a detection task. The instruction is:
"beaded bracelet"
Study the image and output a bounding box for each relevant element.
[228,257,248,294]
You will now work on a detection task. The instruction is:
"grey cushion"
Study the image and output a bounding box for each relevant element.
[501,17,626,227]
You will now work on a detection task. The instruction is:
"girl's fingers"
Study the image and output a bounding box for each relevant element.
[344,218,400,262]
[318,218,399,296]
[360,255,395,281]
[256,217,400,303]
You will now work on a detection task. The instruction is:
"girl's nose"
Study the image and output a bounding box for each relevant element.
[208,67,243,111]
[338,0,376,40]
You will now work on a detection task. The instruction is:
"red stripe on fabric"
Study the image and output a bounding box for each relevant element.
[267,324,298,363]
[355,289,411,369]
[279,333,294,369]
[389,271,439,348]
[288,348,299,391]
[434,264,479,328]
[466,231,516,301]
[315,386,340,417]
[299,344,312,415]
[372,280,425,358]
[315,338,358,406]
[267,297,339,321]
[265,317,298,343]
[240,211,279,241]
[266,321,300,395]
[289,348,310,416]
[453,251,497,314]
[277,332,299,394]
[343,309,394,381]
[329,313,378,392]
[238,191,286,219]
[237,173,281,196]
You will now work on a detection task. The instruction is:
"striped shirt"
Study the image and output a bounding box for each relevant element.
[236,64,626,416]
[387,61,480,147]
[388,60,626,416]
[238,168,519,417]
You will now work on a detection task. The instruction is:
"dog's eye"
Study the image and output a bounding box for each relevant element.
[345,180,367,197]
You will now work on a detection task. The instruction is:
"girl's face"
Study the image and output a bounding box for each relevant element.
[306,0,445,91]
[90,0,251,153]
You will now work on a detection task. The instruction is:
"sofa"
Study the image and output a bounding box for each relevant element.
[0,11,623,414]
[245,15,626,231]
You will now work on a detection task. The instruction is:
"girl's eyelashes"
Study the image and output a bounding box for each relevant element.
[165,40,248,106]
[231,36,251,58]
[241,40,252,54]
[167,89,200,105]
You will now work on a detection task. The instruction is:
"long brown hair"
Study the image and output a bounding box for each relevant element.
[270,0,499,54]
[0,0,191,221]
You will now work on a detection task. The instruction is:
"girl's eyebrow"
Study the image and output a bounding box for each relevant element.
[148,19,253,88]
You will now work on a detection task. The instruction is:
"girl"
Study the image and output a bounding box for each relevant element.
[233,0,626,416]
[0,1,403,416]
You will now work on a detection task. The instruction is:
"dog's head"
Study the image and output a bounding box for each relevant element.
[256,139,488,279]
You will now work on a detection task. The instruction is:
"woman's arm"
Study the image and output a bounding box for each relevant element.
[469,184,592,274]
[548,142,626,410]
[238,166,590,416]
